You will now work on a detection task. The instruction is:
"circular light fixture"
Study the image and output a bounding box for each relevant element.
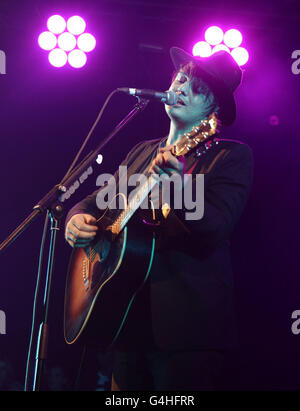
[47,15,66,34]
[211,44,230,54]
[231,47,249,66]
[77,33,96,52]
[48,48,68,67]
[38,31,57,50]
[192,41,212,57]
[224,29,243,48]
[204,26,224,46]
[67,16,86,35]
[68,49,87,68]
[57,32,77,51]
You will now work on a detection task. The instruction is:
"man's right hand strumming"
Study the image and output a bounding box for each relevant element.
[65,213,98,248]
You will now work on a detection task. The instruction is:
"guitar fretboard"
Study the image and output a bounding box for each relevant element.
[109,174,158,235]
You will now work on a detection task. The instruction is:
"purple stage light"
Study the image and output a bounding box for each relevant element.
[68,49,87,68]
[223,29,243,48]
[47,15,66,34]
[231,47,249,66]
[204,26,223,46]
[57,32,77,51]
[77,33,96,52]
[38,31,57,50]
[192,25,249,66]
[48,48,68,67]
[67,16,86,35]
[39,15,96,68]
[192,41,211,57]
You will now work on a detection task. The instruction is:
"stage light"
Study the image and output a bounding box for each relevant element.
[77,33,96,52]
[192,25,249,66]
[204,26,223,46]
[223,29,243,48]
[47,15,66,34]
[48,48,68,67]
[39,15,96,68]
[68,49,87,68]
[211,44,230,54]
[38,31,57,50]
[57,32,77,51]
[192,41,211,57]
[231,47,249,66]
[67,16,86,35]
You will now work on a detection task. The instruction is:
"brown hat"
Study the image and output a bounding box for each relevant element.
[170,47,242,125]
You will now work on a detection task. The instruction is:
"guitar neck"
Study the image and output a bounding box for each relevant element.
[108,174,158,236]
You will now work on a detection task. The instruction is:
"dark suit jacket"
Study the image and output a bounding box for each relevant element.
[65,136,253,351]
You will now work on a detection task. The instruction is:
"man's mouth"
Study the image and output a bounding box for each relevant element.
[176,98,185,106]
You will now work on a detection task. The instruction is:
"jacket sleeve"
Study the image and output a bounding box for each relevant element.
[160,143,253,252]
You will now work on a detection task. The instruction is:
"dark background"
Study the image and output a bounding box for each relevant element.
[0,0,300,390]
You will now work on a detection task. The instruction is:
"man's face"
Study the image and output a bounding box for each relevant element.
[165,71,216,127]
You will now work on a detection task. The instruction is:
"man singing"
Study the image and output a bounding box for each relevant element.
[65,47,253,390]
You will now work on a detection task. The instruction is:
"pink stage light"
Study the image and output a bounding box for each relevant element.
[38,31,57,50]
[39,15,96,68]
[192,41,211,57]
[204,26,223,46]
[57,32,77,51]
[231,47,249,66]
[223,29,243,48]
[192,25,249,66]
[48,48,68,67]
[68,49,87,68]
[67,16,86,35]
[77,33,96,52]
[47,15,66,34]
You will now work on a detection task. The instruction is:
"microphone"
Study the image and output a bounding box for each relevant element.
[117,88,178,105]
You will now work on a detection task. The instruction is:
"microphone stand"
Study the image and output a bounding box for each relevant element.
[0,97,149,391]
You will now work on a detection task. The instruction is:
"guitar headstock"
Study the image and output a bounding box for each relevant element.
[171,112,220,157]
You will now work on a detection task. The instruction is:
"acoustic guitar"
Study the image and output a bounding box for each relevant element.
[64,113,218,350]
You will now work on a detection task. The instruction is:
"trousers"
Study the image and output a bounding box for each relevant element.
[111,349,225,391]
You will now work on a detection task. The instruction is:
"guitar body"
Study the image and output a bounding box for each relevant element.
[64,211,156,350]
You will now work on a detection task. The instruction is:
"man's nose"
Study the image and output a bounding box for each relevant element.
[176,84,188,96]
[175,88,186,97]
